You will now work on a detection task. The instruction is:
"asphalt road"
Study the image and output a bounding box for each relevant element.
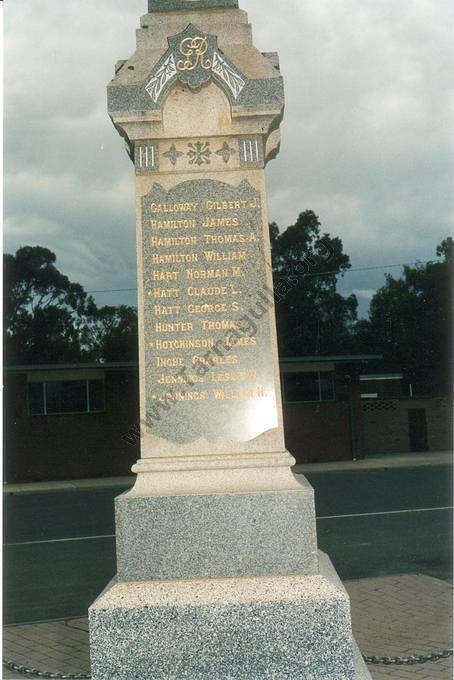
[3,464,452,625]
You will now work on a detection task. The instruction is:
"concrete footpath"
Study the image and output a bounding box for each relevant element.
[4,451,452,495]
[3,451,453,678]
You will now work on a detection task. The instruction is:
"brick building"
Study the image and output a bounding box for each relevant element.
[280,355,380,464]
[4,356,385,483]
[4,363,140,484]
[359,373,453,454]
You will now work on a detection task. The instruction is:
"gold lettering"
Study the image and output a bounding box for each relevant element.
[150,202,198,214]
[150,219,197,229]
[205,200,248,211]
[151,271,179,281]
[150,288,180,299]
[155,357,184,368]
[192,355,239,366]
[177,36,211,72]
[203,234,246,245]
[220,336,257,347]
[187,286,228,297]
[186,268,231,279]
[153,305,181,315]
[201,217,241,228]
[187,303,227,313]
[213,388,255,400]
[154,322,193,332]
[203,251,247,262]
[152,391,208,401]
[211,370,257,382]
[158,374,204,385]
[152,254,198,264]
[151,236,197,247]
[150,339,215,350]
[201,320,244,331]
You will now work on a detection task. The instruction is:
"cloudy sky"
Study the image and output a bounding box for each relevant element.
[4,0,453,317]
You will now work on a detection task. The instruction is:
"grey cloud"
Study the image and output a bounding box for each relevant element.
[5,0,453,318]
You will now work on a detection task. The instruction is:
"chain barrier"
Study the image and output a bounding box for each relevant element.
[2,659,91,679]
[3,650,453,676]
[363,649,453,665]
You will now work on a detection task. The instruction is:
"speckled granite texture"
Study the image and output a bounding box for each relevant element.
[108,76,284,114]
[92,3,374,678]
[115,481,318,581]
[89,552,359,680]
[150,0,239,11]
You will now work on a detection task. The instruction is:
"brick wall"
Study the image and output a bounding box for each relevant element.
[362,397,453,455]
[4,370,140,483]
[6,364,405,482]
[282,369,365,464]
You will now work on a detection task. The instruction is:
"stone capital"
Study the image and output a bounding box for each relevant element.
[107,6,284,164]
[149,0,239,11]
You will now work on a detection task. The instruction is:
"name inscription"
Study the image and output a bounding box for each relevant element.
[142,178,277,444]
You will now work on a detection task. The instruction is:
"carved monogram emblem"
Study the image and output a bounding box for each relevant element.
[177,36,212,72]
[145,24,246,103]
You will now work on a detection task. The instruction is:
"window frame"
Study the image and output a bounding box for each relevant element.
[282,370,335,404]
[27,375,106,417]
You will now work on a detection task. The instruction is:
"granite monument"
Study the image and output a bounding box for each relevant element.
[88,1,371,677]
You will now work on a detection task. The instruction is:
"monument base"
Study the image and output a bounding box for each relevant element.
[115,474,318,581]
[89,552,371,680]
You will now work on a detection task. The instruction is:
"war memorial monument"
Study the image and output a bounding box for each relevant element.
[88,1,371,677]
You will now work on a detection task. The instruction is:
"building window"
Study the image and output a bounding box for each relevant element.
[27,379,105,416]
[283,371,335,403]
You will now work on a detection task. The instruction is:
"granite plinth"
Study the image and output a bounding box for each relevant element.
[89,552,370,680]
[115,475,318,581]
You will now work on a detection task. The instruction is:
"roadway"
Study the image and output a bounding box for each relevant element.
[3,463,452,624]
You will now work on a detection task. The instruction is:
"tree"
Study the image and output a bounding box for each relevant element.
[4,246,95,363]
[270,210,358,356]
[354,239,452,395]
[4,245,138,364]
[90,305,139,362]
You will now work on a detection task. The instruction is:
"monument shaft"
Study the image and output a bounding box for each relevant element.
[107,3,299,496]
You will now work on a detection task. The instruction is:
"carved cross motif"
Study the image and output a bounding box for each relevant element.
[187,141,211,166]
[164,144,184,166]
[216,142,236,163]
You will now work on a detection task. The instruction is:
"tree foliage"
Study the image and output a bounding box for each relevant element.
[270,211,358,356]
[354,240,452,395]
[4,246,138,364]
[89,305,139,363]
[5,231,450,397]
